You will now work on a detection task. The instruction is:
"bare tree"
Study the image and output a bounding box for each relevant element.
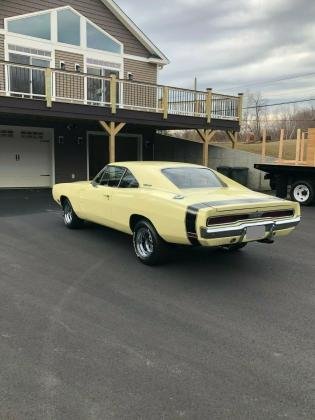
[245,91,267,140]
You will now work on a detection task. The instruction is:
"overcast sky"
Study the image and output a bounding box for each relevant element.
[118,0,315,103]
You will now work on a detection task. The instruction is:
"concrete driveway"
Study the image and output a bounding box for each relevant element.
[0,190,314,420]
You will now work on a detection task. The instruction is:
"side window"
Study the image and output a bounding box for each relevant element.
[119,169,139,189]
[100,166,125,187]
[93,169,105,184]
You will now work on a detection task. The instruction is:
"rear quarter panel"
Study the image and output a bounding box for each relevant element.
[128,189,190,244]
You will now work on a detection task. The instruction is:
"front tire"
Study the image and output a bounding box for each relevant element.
[62,198,84,229]
[290,180,314,205]
[133,220,169,265]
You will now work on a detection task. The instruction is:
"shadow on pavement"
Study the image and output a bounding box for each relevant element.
[0,189,59,217]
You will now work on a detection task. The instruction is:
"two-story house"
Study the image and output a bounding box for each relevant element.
[0,0,241,188]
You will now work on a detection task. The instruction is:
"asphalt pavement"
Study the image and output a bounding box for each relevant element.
[0,189,314,420]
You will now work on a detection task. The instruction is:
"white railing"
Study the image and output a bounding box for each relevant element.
[0,61,241,121]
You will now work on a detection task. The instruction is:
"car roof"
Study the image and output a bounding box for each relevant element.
[110,161,205,170]
[107,162,209,192]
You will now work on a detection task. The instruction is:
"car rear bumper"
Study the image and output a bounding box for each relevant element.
[200,216,301,240]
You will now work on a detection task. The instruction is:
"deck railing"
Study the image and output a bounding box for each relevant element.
[0,61,242,122]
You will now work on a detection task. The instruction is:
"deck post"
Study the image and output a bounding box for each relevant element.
[206,88,212,124]
[238,93,244,125]
[99,121,126,163]
[110,74,117,114]
[226,131,238,149]
[197,129,216,166]
[45,68,52,108]
[162,86,169,119]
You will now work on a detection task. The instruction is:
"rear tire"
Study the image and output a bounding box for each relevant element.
[62,198,84,229]
[290,180,314,206]
[133,220,169,265]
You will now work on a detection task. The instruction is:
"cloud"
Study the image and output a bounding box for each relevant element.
[117,0,315,101]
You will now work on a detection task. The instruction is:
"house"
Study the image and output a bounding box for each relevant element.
[0,0,242,188]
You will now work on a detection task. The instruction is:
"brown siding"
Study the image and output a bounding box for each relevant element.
[55,50,84,102]
[124,58,158,84]
[0,0,150,57]
[0,34,5,94]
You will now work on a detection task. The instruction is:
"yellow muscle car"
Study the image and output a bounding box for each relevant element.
[52,162,301,265]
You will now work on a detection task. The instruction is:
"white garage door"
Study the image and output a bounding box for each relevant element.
[0,126,53,188]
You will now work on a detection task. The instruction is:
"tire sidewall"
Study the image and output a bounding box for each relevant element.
[133,220,164,265]
[290,181,314,206]
[63,199,73,227]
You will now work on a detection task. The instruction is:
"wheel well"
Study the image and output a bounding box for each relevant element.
[60,195,68,207]
[130,214,150,232]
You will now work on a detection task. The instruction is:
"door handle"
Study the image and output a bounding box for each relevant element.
[104,194,110,199]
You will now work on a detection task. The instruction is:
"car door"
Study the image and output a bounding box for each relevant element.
[81,166,127,226]
[107,169,140,232]
[79,168,111,224]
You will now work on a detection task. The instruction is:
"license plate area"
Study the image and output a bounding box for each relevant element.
[245,225,266,241]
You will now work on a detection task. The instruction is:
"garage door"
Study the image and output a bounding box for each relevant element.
[0,126,53,188]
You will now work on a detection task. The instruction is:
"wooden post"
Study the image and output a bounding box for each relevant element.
[238,93,244,125]
[278,128,285,161]
[162,86,169,119]
[295,128,301,164]
[99,121,126,163]
[261,128,267,161]
[300,132,305,163]
[45,68,52,108]
[196,129,216,166]
[206,88,212,124]
[226,131,237,149]
[110,74,117,114]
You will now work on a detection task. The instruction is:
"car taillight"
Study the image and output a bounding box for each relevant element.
[206,209,294,226]
[207,214,249,226]
[261,210,294,218]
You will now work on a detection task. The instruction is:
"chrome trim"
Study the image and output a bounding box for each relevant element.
[200,216,301,239]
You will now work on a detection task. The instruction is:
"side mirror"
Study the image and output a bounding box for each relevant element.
[91,181,98,188]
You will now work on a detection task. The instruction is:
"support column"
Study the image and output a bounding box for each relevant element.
[99,121,126,163]
[226,130,238,150]
[197,129,216,166]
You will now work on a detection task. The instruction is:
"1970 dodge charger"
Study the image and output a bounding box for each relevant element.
[52,162,301,265]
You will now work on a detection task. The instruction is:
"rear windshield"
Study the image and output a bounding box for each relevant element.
[162,167,225,189]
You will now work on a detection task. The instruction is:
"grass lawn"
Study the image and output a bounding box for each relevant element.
[214,139,306,161]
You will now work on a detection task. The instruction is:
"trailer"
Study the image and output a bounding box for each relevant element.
[254,128,315,205]
[254,163,315,205]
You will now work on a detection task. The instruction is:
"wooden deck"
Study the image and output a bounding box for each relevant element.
[0,60,242,129]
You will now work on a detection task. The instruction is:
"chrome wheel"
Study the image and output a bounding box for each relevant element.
[135,227,154,258]
[293,184,310,203]
[64,202,73,225]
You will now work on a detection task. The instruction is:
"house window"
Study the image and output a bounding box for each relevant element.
[6,7,122,54]
[57,9,81,46]
[7,13,51,40]
[86,22,121,54]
